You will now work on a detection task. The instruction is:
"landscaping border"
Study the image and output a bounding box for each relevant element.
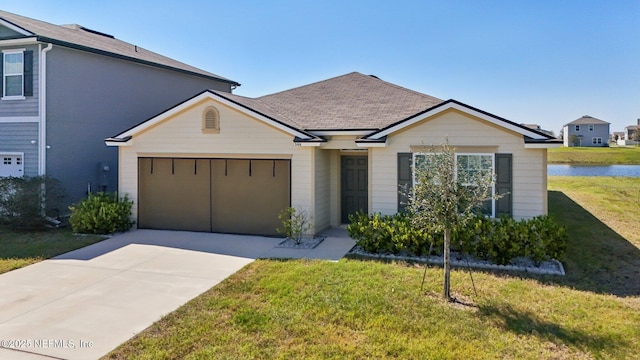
[347,246,565,276]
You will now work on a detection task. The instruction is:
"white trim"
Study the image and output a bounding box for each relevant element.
[355,141,387,148]
[0,151,24,156]
[0,116,38,123]
[2,48,26,53]
[295,141,322,147]
[0,19,33,36]
[369,102,549,140]
[109,91,314,144]
[310,130,376,136]
[39,43,53,176]
[1,96,26,101]
[524,143,562,149]
[0,37,38,46]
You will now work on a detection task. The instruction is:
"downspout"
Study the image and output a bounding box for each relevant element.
[38,43,53,175]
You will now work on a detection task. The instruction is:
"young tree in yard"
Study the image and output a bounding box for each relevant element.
[408,143,496,301]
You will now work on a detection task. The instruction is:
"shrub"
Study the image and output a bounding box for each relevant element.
[0,176,66,230]
[349,211,567,265]
[347,212,433,255]
[69,192,134,234]
[277,207,312,244]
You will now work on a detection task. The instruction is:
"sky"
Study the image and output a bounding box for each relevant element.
[3,0,639,135]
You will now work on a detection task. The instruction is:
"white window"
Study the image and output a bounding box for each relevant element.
[588,125,594,131]
[592,137,602,145]
[413,153,495,217]
[2,49,25,99]
[575,125,580,131]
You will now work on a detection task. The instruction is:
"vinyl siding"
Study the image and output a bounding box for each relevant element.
[0,44,39,117]
[45,45,232,205]
[0,122,38,176]
[118,99,315,231]
[371,109,547,219]
[313,147,331,232]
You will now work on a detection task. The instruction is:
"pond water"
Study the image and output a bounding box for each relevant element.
[548,165,640,177]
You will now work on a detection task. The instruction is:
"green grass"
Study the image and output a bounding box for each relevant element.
[0,227,104,274]
[105,176,640,360]
[548,146,640,164]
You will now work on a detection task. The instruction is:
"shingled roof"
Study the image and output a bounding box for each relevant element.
[0,10,239,86]
[215,72,444,130]
[565,115,610,126]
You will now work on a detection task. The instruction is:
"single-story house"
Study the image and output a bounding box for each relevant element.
[106,72,560,236]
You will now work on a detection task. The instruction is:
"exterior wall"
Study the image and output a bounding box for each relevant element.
[563,123,610,147]
[370,109,548,219]
[0,44,39,117]
[118,98,316,232]
[313,147,331,232]
[46,46,233,206]
[0,122,38,176]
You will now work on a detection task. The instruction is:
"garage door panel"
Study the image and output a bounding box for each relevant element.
[138,158,290,236]
[138,158,210,231]
[212,159,290,236]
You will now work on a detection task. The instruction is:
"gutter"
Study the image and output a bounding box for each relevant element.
[38,43,53,176]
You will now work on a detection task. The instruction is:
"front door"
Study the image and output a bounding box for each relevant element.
[341,156,368,223]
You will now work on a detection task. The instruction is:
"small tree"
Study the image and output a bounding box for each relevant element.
[277,207,312,244]
[568,134,581,147]
[408,142,496,301]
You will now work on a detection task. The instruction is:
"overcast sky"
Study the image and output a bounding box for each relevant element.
[5,0,639,135]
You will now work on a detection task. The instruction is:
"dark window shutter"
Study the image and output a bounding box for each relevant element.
[495,153,512,217]
[23,50,33,96]
[397,152,413,212]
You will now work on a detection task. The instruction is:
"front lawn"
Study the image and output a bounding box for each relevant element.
[0,228,104,274]
[105,176,640,359]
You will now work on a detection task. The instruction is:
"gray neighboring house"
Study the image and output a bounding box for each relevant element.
[562,115,610,147]
[620,119,639,145]
[0,10,239,210]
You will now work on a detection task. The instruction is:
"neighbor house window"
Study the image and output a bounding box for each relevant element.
[2,49,24,99]
[202,106,220,133]
[588,125,594,131]
[592,137,602,145]
[413,153,495,217]
[575,125,580,131]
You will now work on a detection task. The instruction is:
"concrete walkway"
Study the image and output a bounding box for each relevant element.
[0,229,355,359]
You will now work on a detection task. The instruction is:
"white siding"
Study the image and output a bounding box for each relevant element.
[313,148,331,232]
[118,99,314,227]
[371,109,548,219]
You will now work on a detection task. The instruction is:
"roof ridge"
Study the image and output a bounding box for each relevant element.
[257,71,361,99]
[366,73,444,102]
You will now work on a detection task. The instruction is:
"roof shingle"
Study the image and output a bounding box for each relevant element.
[0,10,238,85]
[253,72,444,130]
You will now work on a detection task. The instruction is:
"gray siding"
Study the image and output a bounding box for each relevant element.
[0,122,38,176]
[46,46,233,205]
[0,44,39,117]
[0,26,23,39]
[563,123,610,147]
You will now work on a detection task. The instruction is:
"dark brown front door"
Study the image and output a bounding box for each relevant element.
[341,156,368,223]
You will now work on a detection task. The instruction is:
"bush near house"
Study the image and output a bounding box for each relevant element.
[69,192,134,235]
[347,212,567,265]
[0,176,66,230]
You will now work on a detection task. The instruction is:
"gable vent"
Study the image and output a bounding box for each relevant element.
[202,107,220,133]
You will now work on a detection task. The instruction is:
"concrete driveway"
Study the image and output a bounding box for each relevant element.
[0,229,354,359]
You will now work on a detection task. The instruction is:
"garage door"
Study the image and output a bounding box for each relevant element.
[138,158,290,236]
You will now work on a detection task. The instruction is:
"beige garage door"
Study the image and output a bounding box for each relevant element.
[138,158,290,236]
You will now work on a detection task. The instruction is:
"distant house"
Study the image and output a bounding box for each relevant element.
[618,119,640,146]
[106,72,561,236]
[0,10,239,206]
[562,116,610,147]
[521,124,555,137]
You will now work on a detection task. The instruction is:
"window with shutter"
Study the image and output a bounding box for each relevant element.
[1,49,32,100]
[202,106,220,133]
